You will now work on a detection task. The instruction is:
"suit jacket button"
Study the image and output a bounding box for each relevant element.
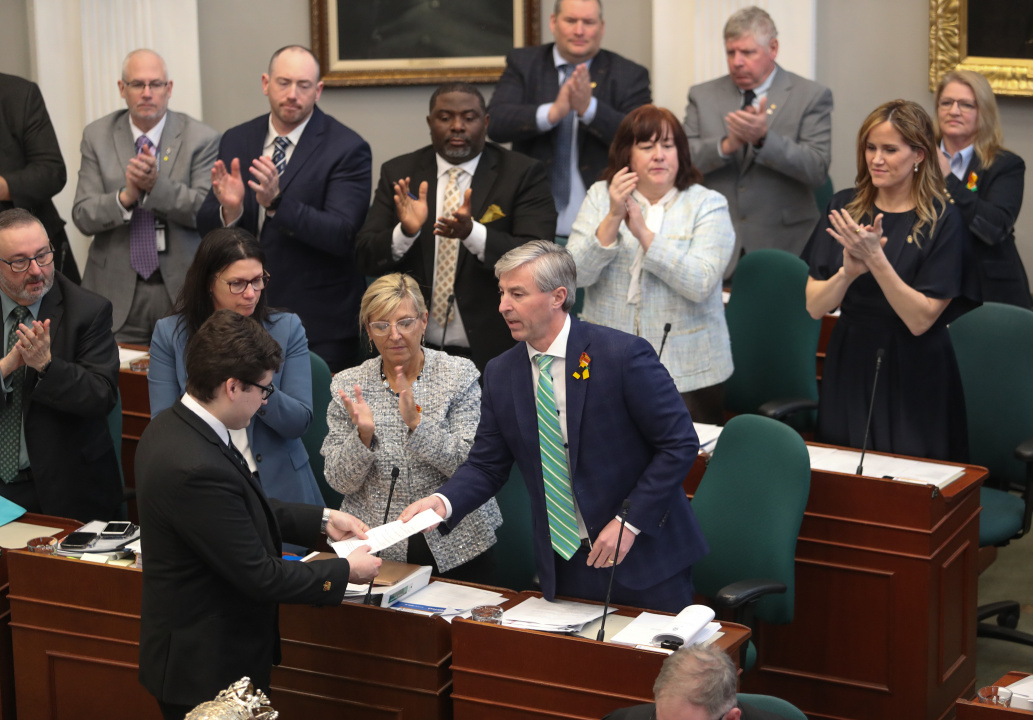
[256,454,262,463]
[258,409,266,416]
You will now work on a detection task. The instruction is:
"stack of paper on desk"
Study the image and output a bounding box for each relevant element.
[1007,676,1033,710]
[611,604,719,649]
[694,423,722,452]
[806,445,965,488]
[501,596,615,633]
[389,581,505,622]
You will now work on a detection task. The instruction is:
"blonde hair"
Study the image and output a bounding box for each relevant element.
[934,69,1005,168]
[847,100,946,247]
[359,273,427,330]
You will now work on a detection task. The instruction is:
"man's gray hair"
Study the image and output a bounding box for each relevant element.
[553,0,603,20]
[494,240,577,312]
[724,6,778,45]
[121,49,168,81]
[652,644,737,717]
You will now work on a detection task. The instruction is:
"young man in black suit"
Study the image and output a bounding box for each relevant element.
[135,310,380,719]
[356,83,556,372]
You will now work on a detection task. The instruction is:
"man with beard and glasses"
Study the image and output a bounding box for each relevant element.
[356,83,557,372]
[197,45,372,372]
[0,209,121,520]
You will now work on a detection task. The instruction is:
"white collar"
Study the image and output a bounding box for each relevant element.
[435,152,482,179]
[181,393,231,446]
[526,314,572,362]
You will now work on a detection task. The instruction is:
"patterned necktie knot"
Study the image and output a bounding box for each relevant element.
[272,136,290,175]
[135,135,153,153]
[534,353,552,372]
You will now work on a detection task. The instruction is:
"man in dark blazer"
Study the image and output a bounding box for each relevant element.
[0,209,120,521]
[486,0,651,236]
[73,50,219,344]
[684,7,832,277]
[401,241,705,612]
[356,83,556,372]
[197,45,372,372]
[136,310,380,719]
[603,644,790,720]
[0,73,79,282]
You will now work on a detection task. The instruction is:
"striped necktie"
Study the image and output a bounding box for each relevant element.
[272,136,290,175]
[534,354,579,560]
[0,306,29,482]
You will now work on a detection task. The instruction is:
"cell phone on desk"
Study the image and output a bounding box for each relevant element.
[60,532,99,550]
[101,521,135,539]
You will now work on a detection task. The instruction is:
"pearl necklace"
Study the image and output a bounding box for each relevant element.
[380,361,423,413]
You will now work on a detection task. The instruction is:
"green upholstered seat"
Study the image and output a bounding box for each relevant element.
[483,465,537,592]
[724,249,820,430]
[302,351,344,509]
[949,302,1033,646]
[691,414,810,669]
[738,693,807,720]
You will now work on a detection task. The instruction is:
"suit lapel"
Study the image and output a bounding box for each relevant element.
[459,145,500,276]
[278,107,323,194]
[113,114,136,174]
[26,279,64,396]
[564,320,589,481]
[512,348,540,476]
[420,148,442,280]
[155,111,182,180]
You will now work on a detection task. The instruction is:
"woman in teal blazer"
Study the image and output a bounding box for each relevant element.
[148,227,323,507]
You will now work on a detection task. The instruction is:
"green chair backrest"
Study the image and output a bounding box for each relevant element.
[303,351,344,508]
[949,302,1033,489]
[724,249,820,429]
[738,693,808,720]
[814,175,834,214]
[691,414,810,625]
[483,465,537,592]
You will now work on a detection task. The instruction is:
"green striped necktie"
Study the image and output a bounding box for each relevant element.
[534,354,580,560]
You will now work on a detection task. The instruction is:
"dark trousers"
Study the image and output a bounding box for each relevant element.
[554,546,695,614]
[157,700,194,720]
[0,469,41,513]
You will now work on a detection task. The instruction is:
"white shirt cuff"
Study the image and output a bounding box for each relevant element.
[432,492,453,520]
[391,223,420,262]
[580,97,598,124]
[618,517,641,535]
[461,222,487,262]
[536,103,558,132]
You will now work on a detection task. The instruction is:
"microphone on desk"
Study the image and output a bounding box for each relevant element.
[596,499,631,642]
[657,323,673,361]
[364,466,400,605]
[438,294,456,350]
[856,348,885,476]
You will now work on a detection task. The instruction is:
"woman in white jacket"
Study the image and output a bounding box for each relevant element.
[568,105,735,424]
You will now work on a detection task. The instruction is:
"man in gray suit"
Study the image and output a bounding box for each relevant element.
[72,49,219,343]
[684,6,832,277]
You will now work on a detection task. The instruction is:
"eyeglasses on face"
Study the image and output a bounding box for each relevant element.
[124,81,169,92]
[248,381,275,400]
[368,317,421,336]
[0,249,54,273]
[217,273,270,295]
[938,98,976,112]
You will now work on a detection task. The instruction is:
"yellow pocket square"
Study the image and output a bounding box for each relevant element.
[479,204,506,223]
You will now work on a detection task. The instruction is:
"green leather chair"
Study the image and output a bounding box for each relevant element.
[949,302,1033,646]
[813,175,834,214]
[724,249,821,430]
[483,465,537,592]
[738,693,807,720]
[691,414,811,670]
[302,351,344,509]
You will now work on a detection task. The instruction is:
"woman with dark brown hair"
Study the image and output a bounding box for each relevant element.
[567,105,735,424]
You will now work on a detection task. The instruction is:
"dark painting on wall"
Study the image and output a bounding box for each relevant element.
[967,0,1033,60]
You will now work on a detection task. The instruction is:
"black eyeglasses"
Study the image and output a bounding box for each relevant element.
[216,273,270,295]
[248,381,275,400]
[0,250,54,273]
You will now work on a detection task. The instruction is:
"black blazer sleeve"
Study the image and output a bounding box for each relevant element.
[946,151,1025,246]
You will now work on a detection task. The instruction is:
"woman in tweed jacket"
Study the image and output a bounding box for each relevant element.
[568,105,735,424]
[321,273,500,579]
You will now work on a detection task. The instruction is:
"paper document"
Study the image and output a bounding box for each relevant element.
[1007,675,1033,710]
[806,445,965,488]
[611,606,720,648]
[502,596,615,633]
[0,521,60,549]
[390,581,504,619]
[330,509,442,557]
[118,347,148,366]
[693,423,723,452]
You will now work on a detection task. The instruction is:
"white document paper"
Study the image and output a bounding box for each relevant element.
[806,445,965,488]
[693,423,723,452]
[330,508,442,557]
[502,596,614,632]
[390,581,505,617]
[611,605,719,648]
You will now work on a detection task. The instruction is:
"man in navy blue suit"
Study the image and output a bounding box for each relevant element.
[197,46,372,372]
[401,241,706,612]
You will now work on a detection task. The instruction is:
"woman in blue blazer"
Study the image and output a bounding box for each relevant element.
[148,227,323,507]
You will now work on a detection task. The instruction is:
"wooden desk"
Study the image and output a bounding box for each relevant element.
[957,673,1033,718]
[451,591,750,720]
[0,515,79,720]
[684,448,984,720]
[7,550,515,719]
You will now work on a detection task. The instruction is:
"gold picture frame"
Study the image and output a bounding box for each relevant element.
[929,0,1033,96]
[311,0,541,87]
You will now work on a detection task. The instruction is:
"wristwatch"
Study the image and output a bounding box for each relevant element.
[266,193,283,212]
[37,360,52,379]
[320,507,331,535]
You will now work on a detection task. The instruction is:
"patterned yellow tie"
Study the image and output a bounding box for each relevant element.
[431,167,464,327]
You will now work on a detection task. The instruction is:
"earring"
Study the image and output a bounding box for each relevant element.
[421,334,426,346]
[367,338,373,354]
[914,162,919,173]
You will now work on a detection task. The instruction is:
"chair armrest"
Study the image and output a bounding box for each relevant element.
[1014,437,1033,537]
[714,578,787,609]
[758,398,818,421]
[1014,437,1033,464]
